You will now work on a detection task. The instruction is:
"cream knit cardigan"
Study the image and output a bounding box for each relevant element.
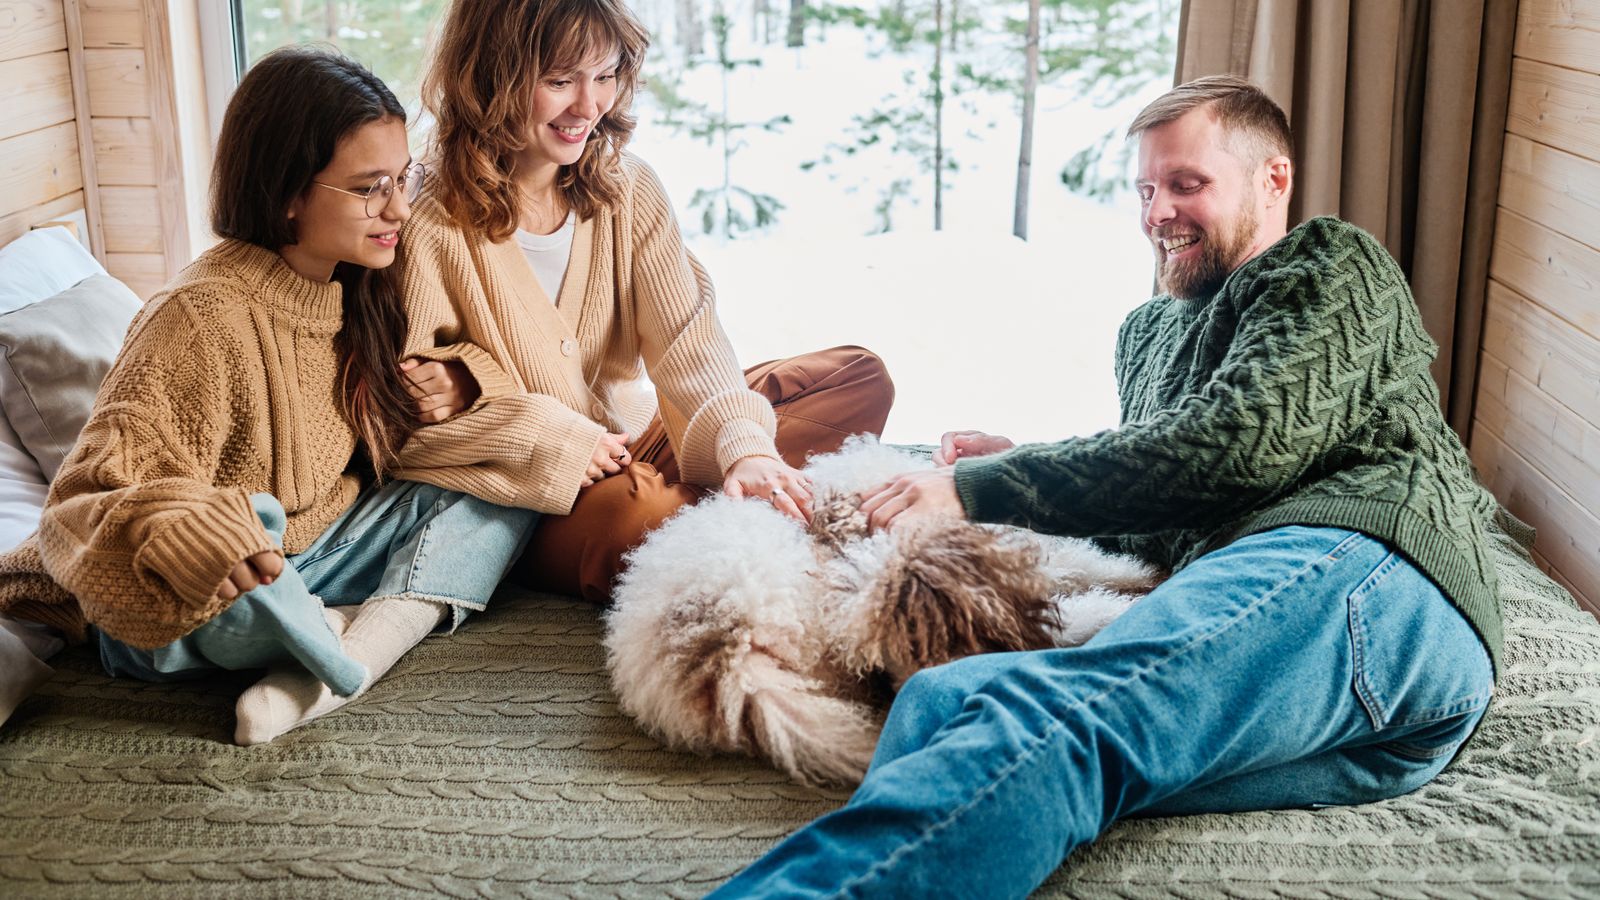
[392,154,780,515]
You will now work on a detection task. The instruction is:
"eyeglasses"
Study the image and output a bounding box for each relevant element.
[313,162,427,217]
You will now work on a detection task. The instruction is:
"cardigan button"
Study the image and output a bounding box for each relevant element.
[560,339,577,356]
[591,403,605,418]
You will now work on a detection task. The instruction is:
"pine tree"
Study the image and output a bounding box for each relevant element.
[655,8,788,238]
[803,0,981,232]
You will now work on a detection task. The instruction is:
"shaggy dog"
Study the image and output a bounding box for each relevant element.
[605,439,1159,787]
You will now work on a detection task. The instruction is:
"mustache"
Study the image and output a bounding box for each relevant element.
[1152,226,1203,242]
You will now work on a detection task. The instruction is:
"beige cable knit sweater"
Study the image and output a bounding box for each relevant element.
[0,240,498,648]
[390,153,781,515]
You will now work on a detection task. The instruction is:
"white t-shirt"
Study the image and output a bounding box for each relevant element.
[513,211,577,305]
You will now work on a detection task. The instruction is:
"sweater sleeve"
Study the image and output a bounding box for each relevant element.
[394,205,607,512]
[626,161,778,484]
[955,237,1435,536]
[37,298,278,649]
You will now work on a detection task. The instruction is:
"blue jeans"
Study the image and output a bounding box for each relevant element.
[97,480,539,696]
[710,526,1494,898]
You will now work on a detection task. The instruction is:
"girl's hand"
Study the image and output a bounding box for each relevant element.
[217,550,285,600]
[400,358,480,423]
[933,430,1016,466]
[585,432,632,485]
[724,455,813,523]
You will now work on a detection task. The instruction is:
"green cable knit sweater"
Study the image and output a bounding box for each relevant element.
[955,216,1503,671]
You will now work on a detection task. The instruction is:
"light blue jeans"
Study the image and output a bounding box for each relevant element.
[711,526,1495,898]
[97,480,539,696]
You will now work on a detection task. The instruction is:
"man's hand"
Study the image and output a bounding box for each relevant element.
[860,468,965,531]
[724,455,813,523]
[585,432,633,485]
[217,550,285,600]
[400,358,480,424]
[934,430,1016,466]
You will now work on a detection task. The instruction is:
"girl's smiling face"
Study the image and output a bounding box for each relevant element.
[282,116,414,282]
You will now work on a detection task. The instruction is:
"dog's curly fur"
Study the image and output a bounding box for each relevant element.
[605,438,1159,787]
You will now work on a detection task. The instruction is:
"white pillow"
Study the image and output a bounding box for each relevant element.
[0,227,106,314]
[0,410,47,552]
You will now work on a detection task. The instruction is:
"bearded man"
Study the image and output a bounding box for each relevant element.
[711,75,1504,898]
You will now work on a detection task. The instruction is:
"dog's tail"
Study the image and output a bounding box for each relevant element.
[735,652,883,787]
[609,617,882,787]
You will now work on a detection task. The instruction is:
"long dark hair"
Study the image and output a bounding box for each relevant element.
[211,45,416,476]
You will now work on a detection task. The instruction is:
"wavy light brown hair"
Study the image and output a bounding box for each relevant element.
[422,0,650,241]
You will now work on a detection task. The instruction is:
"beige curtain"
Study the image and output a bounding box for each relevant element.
[1174,0,1518,439]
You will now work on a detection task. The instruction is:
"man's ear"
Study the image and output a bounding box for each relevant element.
[1263,155,1293,207]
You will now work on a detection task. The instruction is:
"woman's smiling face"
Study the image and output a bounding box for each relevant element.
[521,48,622,175]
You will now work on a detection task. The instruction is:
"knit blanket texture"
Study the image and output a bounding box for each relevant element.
[1,525,1596,898]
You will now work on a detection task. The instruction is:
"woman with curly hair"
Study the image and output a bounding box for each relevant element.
[386,0,895,602]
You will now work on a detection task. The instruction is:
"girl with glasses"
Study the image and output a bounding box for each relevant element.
[0,46,538,744]
[382,0,895,606]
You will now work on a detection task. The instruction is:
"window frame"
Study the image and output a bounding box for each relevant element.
[196,0,245,142]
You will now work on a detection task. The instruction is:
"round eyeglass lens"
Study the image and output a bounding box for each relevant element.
[364,175,395,218]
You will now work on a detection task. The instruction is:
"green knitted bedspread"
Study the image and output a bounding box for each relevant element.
[2,527,1597,898]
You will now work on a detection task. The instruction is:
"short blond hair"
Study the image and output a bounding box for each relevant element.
[1127,75,1293,167]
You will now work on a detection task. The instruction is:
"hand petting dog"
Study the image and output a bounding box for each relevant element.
[861,429,1016,531]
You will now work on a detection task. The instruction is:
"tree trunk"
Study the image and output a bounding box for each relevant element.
[933,0,944,230]
[324,0,337,40]
[677,0,704,60]
[1013,0,1040,239]
[787,0,806,48]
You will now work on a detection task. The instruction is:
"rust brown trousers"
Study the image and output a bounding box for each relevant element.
[512,345,895,602]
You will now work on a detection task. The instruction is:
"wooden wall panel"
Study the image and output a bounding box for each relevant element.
[0,0,67,61]
[0,50,73,140]
[0,120,82,219]
[103,250,162,297]
[1476,354,1600,518]
[98,184,161,252]
[1514,0,1600,76]
[0,189,83,250]
[1489,210,1600,342]
[1498,134,1600,252]
[1481,282,1600,428]
[1506,59,1600,163]
[84,45,145,116]
[1472,429,1600,611]
[1479,0,1600,614]
[80,0,141,48]
[91,115,153,183]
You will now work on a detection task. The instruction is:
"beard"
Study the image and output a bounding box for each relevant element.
[1154,202,1259,300]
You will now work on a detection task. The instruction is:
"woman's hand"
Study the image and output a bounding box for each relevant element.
[585,432,633,485]
[400,358,480,424]
[933,430,1016,466]
[217,550,285,600]
[724,455,813,523]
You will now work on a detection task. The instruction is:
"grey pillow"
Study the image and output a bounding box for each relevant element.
[0,274,141,481]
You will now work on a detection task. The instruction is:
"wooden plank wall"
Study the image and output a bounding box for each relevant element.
[1475,0,1600,617]
[83,0,169,298]
[0,0,95,254]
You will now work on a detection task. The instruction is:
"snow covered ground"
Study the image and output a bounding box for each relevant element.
[626,25,1172,445]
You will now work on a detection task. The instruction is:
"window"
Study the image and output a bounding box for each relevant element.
[203,0,1178,444]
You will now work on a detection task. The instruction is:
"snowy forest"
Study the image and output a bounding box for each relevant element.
[239,0,1180,443]
[240,0,1176,239]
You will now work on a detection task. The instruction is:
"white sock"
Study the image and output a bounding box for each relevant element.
[234,595,448,746]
